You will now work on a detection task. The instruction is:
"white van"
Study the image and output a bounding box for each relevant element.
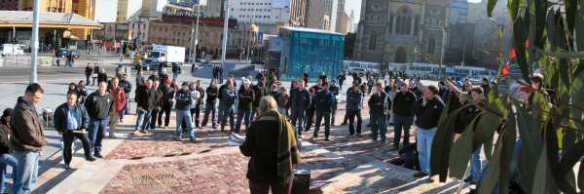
[1,44,25,56]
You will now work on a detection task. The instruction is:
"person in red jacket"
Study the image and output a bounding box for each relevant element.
[108,77,127,138]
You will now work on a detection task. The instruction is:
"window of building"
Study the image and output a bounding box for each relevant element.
[428,38,436,54]
[369,34,376,50]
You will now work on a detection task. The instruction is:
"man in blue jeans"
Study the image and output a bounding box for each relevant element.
[11,84,48,194]
[236,79,254,134]
[175,82,196,142]
[392,83,417,150]
[368,81,388,143]
[85,81,113,158]
[414,85,444,178]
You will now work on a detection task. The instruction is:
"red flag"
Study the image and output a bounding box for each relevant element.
[524,39,531,49]
[501,61,511,76]
[510,48,517,60]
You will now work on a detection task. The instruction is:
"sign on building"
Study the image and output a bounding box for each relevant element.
[272,0,290,8]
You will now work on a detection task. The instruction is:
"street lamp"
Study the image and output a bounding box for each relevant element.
[31,0,41,83]
[191,4,201,63]
[221,0,230,69]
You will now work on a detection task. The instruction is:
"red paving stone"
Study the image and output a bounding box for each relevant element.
[100,153,249,194]
[105,128,231,160]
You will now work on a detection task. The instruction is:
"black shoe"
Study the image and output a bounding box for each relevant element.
[325,138,330,141]
[414,171,428,178]
[86,156,96,162]
[64,164,72,170]
[94,153,103,158]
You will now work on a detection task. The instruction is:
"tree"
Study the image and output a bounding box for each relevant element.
[430,0,584,193]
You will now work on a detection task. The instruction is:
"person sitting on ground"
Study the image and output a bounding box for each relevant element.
[54,92,96,170]
[240,96,301,194]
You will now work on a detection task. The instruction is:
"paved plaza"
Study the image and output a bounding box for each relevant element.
[0,64,468,194]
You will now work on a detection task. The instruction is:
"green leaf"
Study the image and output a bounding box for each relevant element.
[430,96,469,182]
[516,102,543,193]
[449,116,480,179]
[532,146,548,194]
[488,0,498,17]
[474,112,502,150]
[498,117,517,194]
[576,0,584,50]
[478,130,503,194]
[578,161,584,191]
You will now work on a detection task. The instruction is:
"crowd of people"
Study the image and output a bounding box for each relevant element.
[0,62,549,193]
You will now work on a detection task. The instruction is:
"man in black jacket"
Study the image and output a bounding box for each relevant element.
[346,82,363,136]
[85,64,93,85]
[134,79,156,133]
[251,81,266,120]
[54,92,95,169]
[85,81,113,158]
[368,81,388,143]
[392,82,417,150]
[290,81,310,136]
[158,80,175,129]
[414,85,444,177]
[202,80,219,128]
[236,79,255,133]
[149,80,163,130]
[313,83,335,141]
[0,108,16,194]
[119,74,132,118]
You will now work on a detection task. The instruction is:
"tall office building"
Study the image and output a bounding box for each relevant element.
[306,0,337,31]
[117,0,143,21]
[449,0,468,24]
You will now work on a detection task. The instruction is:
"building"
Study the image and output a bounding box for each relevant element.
[449,0,468,24]
[289,0,307,27]
[354,0,450,67]
[335,10,352,34]
[141,0,167,17]
[93,22,130,41]
[0,0,19,10]
[19,0,73,12]
[116,0,143,22]
[128,15,245,58]
[229,0,290,25]
[305,0,337,31]
[0,11,101,47]
[204,0,223,17]
[279,27,344,80]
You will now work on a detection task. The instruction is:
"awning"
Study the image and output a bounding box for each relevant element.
[0,11,102,29]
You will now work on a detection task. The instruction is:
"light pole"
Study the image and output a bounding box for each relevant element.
[31,0,41,83]
[221,0,230,68]
[192,5,201,63]
[439,6,450,80]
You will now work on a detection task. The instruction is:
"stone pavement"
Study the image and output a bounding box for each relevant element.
[0,63,465,193]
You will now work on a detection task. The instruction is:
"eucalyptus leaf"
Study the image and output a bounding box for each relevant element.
[449,116,480,179]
